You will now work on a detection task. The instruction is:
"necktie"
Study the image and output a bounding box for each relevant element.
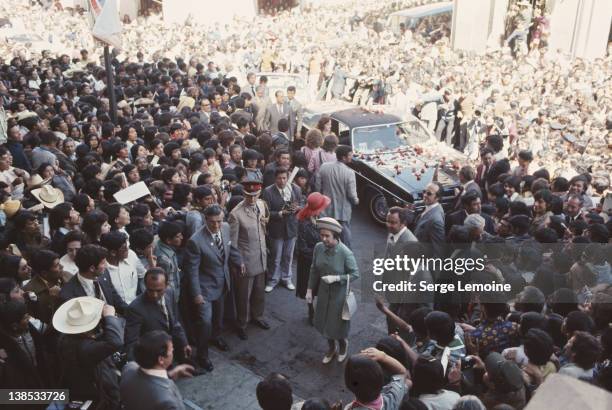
[93,280,103,300]
[388,234,395,244]
[159,299,170,331]
[251,86,255,95]
[278,104,283,115]
[215,233,225,259]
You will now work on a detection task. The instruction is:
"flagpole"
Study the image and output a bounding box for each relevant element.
[104,45,118,124]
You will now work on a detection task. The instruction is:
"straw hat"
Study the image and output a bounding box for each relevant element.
[52,297,104,335]
[26,174,51,189]
[31,185,64,209]
[0,200,21,218]
[316,217,343,234]
[298,192,331,221]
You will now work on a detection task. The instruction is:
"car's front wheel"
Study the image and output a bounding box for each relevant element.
[367,189,389,225]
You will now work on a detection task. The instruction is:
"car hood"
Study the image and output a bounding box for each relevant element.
[355,145,460,193]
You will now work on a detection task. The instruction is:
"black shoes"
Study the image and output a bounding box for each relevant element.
[212,337,230,351]
[196,358,214,372]
[251,319,270,330]
[237,328,248,340]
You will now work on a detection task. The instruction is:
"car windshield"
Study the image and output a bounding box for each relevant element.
[352,120,431,153]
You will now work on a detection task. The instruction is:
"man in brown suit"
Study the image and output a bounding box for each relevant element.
[228,176,271,340]
[23,249,63,325]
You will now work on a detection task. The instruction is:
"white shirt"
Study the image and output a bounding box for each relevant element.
[77,273,106,302]
[59,254,78,278]
[140,367,168,379]
[388,226,407,244]
[106,259,138,304]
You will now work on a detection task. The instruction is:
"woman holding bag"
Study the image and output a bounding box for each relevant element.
[306,217,359,364]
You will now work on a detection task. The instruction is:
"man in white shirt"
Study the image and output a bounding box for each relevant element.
[101,231,138,305]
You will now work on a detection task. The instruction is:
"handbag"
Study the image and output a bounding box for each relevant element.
[342,274,357,321]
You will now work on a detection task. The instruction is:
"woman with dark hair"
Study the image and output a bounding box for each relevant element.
[306,217,359,363]
[81,210,111,245]
[8,210,47,256]
[0,254,32,284]
[0,277,25,303]
[129,143,148,163]
[171,183,192,211]
[316,115,332,135]
[121,125,139,149]
[127,203,154,235]
[503,176,521,202]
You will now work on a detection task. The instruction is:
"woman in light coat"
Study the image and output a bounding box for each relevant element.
[306,217,359,364]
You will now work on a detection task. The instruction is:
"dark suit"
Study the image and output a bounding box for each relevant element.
[453,180,483,210]
[120,362,185,410]
[184,223,242,360]
[125,288,188,361]
[475,163,492,193]
[262,161,281,188]
[414,204,446,258]
[59,271,128,315]
[445,210,496,236]
[262,184,301,288]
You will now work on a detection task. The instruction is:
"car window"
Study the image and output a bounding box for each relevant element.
[352,121,432,153]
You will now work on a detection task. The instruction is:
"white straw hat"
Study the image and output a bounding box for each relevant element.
[52,297,104,335]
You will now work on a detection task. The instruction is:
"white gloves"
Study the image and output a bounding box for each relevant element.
[321,275,341,284]
[305,289,313,303]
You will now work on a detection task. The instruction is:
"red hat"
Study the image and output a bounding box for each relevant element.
[297,192,331,221]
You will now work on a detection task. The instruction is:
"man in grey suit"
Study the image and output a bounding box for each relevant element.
[316,145,359,248]
[264,90,290,134]
[184,205,244,372]
[453,165,482,210]
[121,330,195,410]
[286,86,303,141]
[414,182,446,259]
[242,72,258,98]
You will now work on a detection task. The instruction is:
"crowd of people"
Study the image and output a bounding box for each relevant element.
[0,0,611,409]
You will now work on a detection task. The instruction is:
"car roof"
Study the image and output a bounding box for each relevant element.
[331,108,403,128]
[389,2,453,19]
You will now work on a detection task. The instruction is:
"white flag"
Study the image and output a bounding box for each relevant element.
[91,0,122,50]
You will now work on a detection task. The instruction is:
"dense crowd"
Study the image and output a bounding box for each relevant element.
[0,0,611,410]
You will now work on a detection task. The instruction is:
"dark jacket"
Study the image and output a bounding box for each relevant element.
[59,271,128,315]
[445,210,496,236]
[120,362,185,410]
[5,140,31,173]
[58,315,123,404]
[262,184,301,240]
[125,288,188,360]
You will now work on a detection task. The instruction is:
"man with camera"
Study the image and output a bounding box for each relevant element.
[262,167,302,293]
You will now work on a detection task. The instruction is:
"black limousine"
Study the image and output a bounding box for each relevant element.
[301,102,464,224]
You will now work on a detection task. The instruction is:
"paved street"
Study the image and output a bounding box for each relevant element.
[178,205,388,409]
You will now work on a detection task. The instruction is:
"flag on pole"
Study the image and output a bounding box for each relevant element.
[91,0,122,50]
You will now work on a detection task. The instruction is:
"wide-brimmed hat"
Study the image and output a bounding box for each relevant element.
[0,200,21,218]
[242,175,263,196]
[26,174,51,189]
[316,217,343,234]
[52,297,104,335]
[298,192,331,221]
[31,185,64,209]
